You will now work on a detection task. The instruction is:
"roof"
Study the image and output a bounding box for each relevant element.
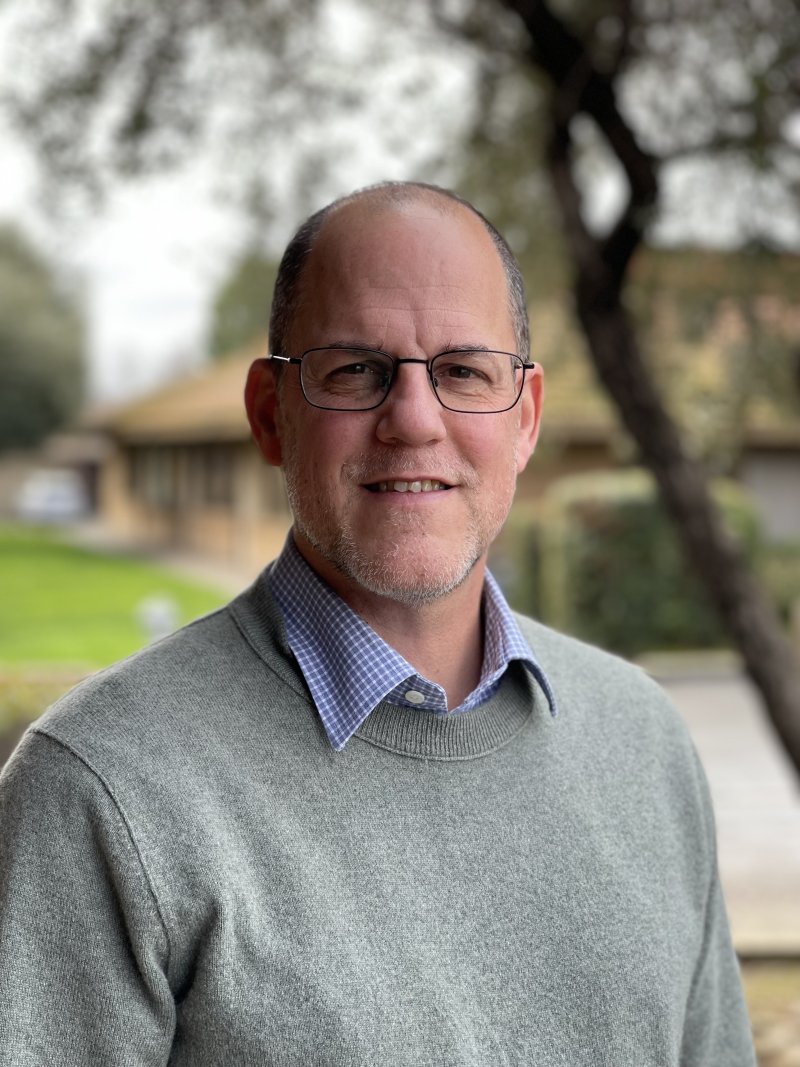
[88,347,258,445]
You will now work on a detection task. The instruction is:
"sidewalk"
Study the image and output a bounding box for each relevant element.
[649,662,800,957]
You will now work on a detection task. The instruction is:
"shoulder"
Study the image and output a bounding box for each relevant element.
[514,612,698,769]
[38,605,239,730]
[28,589,293,773]
[515,613,670,706]
[513,613,716,845]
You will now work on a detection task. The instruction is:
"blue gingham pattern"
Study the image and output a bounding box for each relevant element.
[270,535,558,751]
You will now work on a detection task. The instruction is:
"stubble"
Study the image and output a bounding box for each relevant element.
[281,436,519,605]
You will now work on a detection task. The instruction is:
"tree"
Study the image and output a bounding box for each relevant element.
[0,227,85,451]
[479,0,800,771]
[210,253,278,361]
[0,0,471,220]
[2,0,799,772]
[630,248,800,474]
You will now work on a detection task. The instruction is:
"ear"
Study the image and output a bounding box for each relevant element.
[245,358,284,467]
[515,363,544,474]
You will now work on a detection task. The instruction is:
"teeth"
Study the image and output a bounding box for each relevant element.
[377,480,446,493]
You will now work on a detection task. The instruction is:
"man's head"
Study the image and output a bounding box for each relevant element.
[269,181,530,371]
[246,181,543,608]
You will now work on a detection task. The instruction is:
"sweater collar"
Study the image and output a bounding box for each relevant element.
[267,535,557,751]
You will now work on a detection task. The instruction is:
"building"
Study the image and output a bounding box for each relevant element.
[91,346,291,575]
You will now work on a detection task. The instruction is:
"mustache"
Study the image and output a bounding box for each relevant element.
[342,449,479,488]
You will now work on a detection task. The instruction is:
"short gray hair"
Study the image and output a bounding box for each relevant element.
[268,181,529,366]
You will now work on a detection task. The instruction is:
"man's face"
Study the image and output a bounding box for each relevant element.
[248,199,542,607]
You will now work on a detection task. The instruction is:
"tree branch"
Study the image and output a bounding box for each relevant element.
[501,0,657,288]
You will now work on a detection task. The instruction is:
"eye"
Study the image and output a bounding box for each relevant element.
[311,350,394,396]
[333,360,386,378]
[434,356,491,384]
[441,363,482,380]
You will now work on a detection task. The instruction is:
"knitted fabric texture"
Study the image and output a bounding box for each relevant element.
[0,572,755,1066]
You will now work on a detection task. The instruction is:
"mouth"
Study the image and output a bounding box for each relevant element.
[365,479,452,494]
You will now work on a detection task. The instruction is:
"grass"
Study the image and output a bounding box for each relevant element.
[0,523,230,739]
[0,523,229,671]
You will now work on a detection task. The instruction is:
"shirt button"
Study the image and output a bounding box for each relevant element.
[404,690,425,704]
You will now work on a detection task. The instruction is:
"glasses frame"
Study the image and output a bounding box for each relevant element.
[268,348,536,414]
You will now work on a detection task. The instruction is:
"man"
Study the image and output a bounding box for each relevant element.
[0,182,755,1065]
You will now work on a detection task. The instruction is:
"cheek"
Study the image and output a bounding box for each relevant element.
[462,420,520,477]
[291,415,363,483]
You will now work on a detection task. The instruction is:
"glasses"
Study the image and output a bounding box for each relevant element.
[268,347,535,414]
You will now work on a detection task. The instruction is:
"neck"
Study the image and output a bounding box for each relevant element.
[295,535,486,710]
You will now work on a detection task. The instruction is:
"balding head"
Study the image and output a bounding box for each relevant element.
[268,181,530,366]
[246,185,543,608]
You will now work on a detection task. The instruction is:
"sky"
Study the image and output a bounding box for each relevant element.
[0,112,241,401]
[0,1,480,405]
[0,0,492,405]
[2,131,449,403]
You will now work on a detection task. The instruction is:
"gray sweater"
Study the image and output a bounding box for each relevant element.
[0,572,755,1066]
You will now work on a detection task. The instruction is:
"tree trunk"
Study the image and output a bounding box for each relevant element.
[572,258,800,777]
[501,0,800,778]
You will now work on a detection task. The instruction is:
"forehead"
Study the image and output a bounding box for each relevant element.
[289,198,513,352]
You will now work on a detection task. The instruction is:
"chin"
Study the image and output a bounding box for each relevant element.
[329,533,484,606]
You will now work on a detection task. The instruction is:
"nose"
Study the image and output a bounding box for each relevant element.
[374,362,447,447]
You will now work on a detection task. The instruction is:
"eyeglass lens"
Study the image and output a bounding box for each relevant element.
[300,349,523,412]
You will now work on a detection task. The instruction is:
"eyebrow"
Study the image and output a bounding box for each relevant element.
[437,342,493,355]
[323,340,389,353]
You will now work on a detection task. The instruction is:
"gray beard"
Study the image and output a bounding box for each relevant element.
[306,514,484,606]
[282,444,514,606]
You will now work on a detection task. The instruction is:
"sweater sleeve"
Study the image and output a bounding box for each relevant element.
[680,750,756,1067]
[0,730,175,1066]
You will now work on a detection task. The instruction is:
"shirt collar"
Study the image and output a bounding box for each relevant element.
[269,534,557,751]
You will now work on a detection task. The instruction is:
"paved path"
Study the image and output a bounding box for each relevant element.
[655,668,800,955]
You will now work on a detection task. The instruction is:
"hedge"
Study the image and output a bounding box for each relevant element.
[493,470,762,657]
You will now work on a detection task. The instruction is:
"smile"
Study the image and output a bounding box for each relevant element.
[371,480,450,494]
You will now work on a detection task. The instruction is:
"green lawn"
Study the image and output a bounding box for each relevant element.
[0,523,229,667]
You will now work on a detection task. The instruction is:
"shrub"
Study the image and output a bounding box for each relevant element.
[495,470,762,657]
[760,540,800,627]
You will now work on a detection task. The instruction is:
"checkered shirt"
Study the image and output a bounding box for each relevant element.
[269,535,558,751]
